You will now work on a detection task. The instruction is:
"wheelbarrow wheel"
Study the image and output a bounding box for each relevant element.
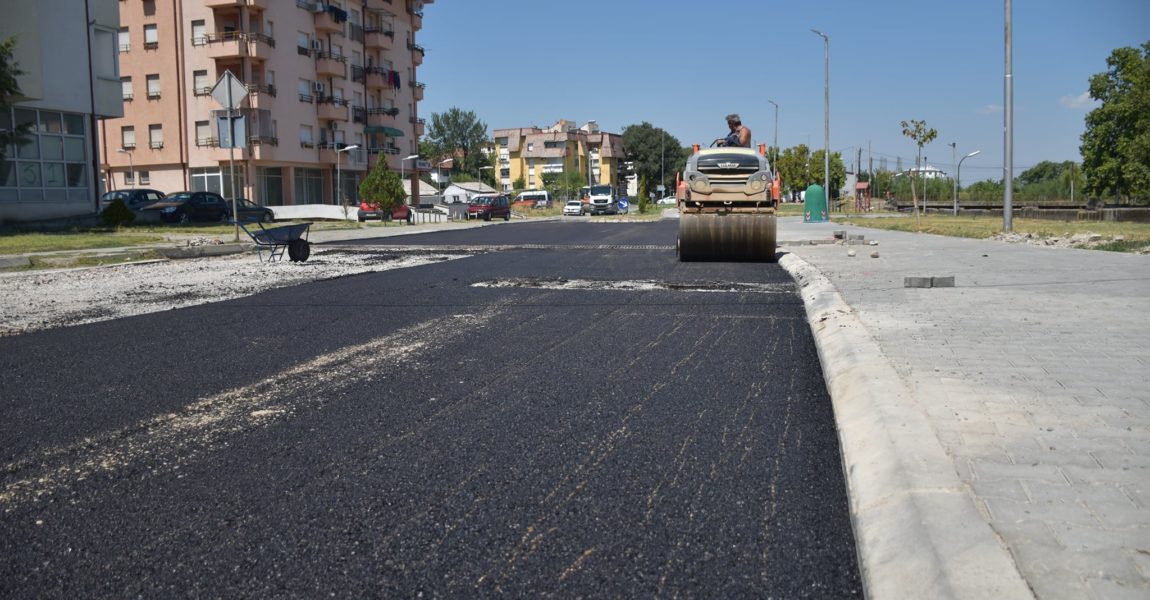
[288,239,310,262]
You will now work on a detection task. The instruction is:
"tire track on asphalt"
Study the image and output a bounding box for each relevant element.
[0,311,498,510]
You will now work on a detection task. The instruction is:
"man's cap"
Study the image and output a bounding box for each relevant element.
[725,113,741,123]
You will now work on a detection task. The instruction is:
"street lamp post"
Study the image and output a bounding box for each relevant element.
[955,150,981,216]
[336,144,360,217]
[811,29,829,208]
[117,148,134,188]
[400,153,419,204]
[435,159,450,192]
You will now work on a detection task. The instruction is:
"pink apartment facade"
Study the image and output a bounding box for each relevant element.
[101,0,431,207]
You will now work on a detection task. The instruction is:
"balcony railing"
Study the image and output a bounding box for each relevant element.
[193,86,212,96]
[247,84,276,97]
[144,41,159,50]
[147,90,161,99]
[150,141,164,149]
[196,137,220,147]
[299,93,314,103]
[118,43,130,53]
[122,93,133,101]
[121,142,136,150]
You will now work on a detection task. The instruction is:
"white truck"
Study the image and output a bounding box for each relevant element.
[587,184,617,215]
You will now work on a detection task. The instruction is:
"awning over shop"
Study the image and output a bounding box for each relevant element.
[365,126,404,137]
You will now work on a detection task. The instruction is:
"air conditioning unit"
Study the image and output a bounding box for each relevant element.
[313,81,324,94]
[311,39,322,51]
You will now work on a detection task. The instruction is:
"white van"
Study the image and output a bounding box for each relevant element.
[515,190,552,209]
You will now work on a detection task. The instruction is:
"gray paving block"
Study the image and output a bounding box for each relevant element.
[0,255,31,269]
[905,276,933,288]
[932,275,956,287]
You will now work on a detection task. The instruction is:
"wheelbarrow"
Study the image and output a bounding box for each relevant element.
[237,221,312,262]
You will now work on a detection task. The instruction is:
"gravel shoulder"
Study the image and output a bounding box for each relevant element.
[0,246,476,336]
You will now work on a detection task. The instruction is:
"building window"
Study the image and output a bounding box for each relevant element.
[143,24,158,49]
[118,27,130,52]
[146,74,160,99]
[299,125,313,148]
[138,170,150,184]
[193,70,210,96]
[191,20,206,45]
[293,167,323,204]
[121,126,136,149]
[258,167,284,205]
[149,124,163,149]
[195,121,214,146]
[124,170,134,185]
[121,77,133,101]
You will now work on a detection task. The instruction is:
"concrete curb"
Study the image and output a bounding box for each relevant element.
[779,252,1033,600]
[158,243,248,259]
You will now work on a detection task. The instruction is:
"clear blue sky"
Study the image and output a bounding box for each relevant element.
[418,1,1148,184]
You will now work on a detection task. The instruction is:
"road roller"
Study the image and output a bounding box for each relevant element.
[676,144,778,262]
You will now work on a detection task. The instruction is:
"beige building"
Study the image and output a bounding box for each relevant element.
[1,0,123,223]
[102,0,432,207]
[493,120,626,195]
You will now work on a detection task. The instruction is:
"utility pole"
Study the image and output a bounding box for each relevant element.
[1004,0,1014,231]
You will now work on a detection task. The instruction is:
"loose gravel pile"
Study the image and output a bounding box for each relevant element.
[0,247,475,336]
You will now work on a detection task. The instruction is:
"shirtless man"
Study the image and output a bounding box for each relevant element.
[715,113,751,147]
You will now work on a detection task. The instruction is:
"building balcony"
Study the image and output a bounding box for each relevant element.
[316,98,349,122]
[411,117,425,137]
[315,51,347,77]
[246,136,278,161]
[412,80,425,101]
[206,0,268,8]
[408,42,424,66]
[364,28,394,50]
[314,10,345,34]
[410,10,423,31]
[364,107,399,127]
[364,67,396,91]
[197,32,276,62]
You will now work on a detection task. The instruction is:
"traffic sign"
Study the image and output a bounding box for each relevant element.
[211,70,248,111]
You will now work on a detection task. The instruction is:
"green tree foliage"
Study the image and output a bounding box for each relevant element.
[900,119,939,214]
[424,107,489,177]
[811,149,847,200]
[358,157,405,212]
[100,198,136,228]
[621,122,689,195]
[1,36,31,159]
[776,144,813,198]
[1080,43,1150,200]
[513,174,526,193]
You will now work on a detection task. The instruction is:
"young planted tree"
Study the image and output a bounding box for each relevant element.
[1,37,31,159]
[901,119,938,219]
[358,157,405,220]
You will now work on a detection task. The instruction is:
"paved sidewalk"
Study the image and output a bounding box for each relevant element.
[777,217,1150,600]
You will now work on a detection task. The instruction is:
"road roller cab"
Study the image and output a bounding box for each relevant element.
[677,145,779,262]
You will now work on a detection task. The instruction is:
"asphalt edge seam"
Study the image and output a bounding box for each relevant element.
[779,252,1033,600]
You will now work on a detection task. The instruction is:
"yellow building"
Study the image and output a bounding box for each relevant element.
[493,120,625,195]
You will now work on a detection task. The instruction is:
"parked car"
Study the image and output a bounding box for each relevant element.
[230,198,275,222]
[467,194,512,221]
[99,189,166,212]
[145,191,232,223]
[515,190,552,209]
[656,196,678,205]
[563,200,585,216]
[358,201,413,223]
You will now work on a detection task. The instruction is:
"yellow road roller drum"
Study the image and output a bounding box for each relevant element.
[677,146,778,262]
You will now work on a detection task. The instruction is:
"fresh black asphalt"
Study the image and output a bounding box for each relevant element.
[0,220,861,597]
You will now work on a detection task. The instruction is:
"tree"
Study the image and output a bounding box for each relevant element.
[901,119,938,217]
[811,149,847,202]
[1081,43,1150,201]
[776,144,813,199]
[358,156,405,215]
[621,122,689,197]
[424,107,489,177]
[512,174,526,193]
[1,36,31,160]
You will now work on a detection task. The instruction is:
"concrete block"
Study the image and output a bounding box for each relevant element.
[932,276,956,287]
[833,229,846,239]
[905,276,933,288]
[0,255,31,269]
[848,233,866,241]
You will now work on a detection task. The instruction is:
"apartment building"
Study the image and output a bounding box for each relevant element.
[493,120,625,194]
[102,0,431,207]
[1,0,123,223]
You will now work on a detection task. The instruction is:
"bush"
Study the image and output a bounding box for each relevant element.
[100,198,136,227]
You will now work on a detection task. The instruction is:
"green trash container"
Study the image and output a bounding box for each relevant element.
[804,184,828,223]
